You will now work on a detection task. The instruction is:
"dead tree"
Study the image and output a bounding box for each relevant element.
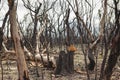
[54,7,76,75]
[104,33,120,80]
[0,28,3,51]
[0,28,3,80]
[54,51,68,75]
[65,8,71,45]
[104,0,120,79]
[22,0,42,49]
[8,0,29,80]
[54,45,76,75]
[67,51,74,73]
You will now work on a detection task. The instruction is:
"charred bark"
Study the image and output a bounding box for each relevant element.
[0,28,3,51]
[54,50,74,75]
[54,51,68,75]
[0,28,3,80]
[104,0,120,79]
[67,51,74,73]
[87,49,95,71]
[104,34,120,80]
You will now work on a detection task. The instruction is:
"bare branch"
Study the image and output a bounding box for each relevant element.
[85,0,92,7]
[22,0,36,13]
[67,0,94,41]
[1,10,9,30]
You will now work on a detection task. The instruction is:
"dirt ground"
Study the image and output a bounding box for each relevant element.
[0,51,120,80]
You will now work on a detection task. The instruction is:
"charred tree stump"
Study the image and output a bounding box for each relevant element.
[54,50,74,75]
[67,51,74,73]
[54,51,67,75]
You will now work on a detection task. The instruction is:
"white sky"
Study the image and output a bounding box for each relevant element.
[0,0,101,21]
[0,0,103,37]
[1,0,117,34]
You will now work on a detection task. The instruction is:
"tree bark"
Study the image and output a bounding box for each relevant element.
[104,0,120,79]
[54,51,68,75]
[8,0,29,80]
[67,51,74,73]
[54,50,75,75]
[0,28,3,51]
[104,34,120,80]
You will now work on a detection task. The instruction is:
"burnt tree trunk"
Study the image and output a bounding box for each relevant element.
[87,48,95,71]
[0,28,3,51]
[54,50,74,75]
[54,51,67,75]
[104,34,120,80]
[31,15,38,48]
[67,51,74,73]
[104,0,120,79]
[0,28,3,80]
[31,3,41,49]
[65,8,71,45]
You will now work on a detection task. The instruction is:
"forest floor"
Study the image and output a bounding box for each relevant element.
[0,49,120,80]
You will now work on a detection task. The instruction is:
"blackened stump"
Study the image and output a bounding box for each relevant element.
[67,51,74,73]
[54,50,75,75]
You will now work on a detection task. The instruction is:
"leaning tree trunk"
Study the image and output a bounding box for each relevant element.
[104,33,120,80]
[104,0,120,79]
[8,0,29,80]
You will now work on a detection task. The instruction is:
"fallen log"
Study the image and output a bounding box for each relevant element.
[2,42,59,68]
[35,53,58,68]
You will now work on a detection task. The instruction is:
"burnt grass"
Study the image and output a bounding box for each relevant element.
[0,50,120,80]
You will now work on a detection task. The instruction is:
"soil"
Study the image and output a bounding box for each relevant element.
[0,52,120,80]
